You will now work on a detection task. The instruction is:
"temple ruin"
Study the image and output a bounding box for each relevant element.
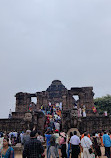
[0,80,111,134]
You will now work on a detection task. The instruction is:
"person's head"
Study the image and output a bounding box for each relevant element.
[3,138,9,147]
[108,132,110,135]
[26,130,31,135]
[104,131,107,134]
[70,132,73,138]
[74,131,77,135]
[92,133,95,136]
[30,130,37,138]
[84,132,87,136]
[38,131,41,135]
[46,131,51,134]
[1,133,3,137]
[100,133,102,136]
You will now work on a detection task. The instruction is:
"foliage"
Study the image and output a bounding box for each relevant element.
[94,95,111,115]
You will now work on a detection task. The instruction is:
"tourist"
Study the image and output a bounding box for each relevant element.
[51,105,53,115]
[13,130,17,139]
[16,131,20,143]
[9,131,13,140]
[50,118,55,131]
[99,132,104,147]
[53,129,60,158]
[0,137,14,158]
[11,134,16,146]
[49,135,56,158]
[67,132,73,158]
[103,131,111,158]
[70,131,80,158]
[91,133,101,158]
[59,132,67,158]
[8,109,12,119]
[45,131,52,158]
[23,130,44,158]
[45,120,49,132]
[23,130,31,145]
[20,131,24,144]
[81,132,94,158]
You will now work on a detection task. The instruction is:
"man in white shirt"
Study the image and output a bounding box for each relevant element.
[70,131,80,158]
[81,132,93,158]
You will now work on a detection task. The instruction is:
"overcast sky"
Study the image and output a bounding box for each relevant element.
[0,0,111,118]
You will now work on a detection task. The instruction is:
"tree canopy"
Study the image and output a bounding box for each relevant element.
[94,95,111,115]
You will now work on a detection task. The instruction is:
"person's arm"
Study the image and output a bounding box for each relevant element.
[9,147,14,158]
[80,140,83,152]
[80,143,83,153]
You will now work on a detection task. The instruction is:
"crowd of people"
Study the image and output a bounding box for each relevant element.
[0,129,111,158]
[0,104,111,158]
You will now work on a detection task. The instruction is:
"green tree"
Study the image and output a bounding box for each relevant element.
[94,95,111,115]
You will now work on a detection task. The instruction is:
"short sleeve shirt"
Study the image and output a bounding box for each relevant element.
[70,135,80,145]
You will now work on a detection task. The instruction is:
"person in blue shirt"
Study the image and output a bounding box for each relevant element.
[103,131,111,158]
[45,131,52,158]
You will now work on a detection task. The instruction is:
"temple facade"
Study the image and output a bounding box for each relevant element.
[0,80,111,134]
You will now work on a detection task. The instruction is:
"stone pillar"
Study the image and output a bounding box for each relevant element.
[62,95,67,110]
[66,91,74,110]
[36,92,43,110]
[15,93,31,112]
[79,87,94,116]
[79,92,86,108]
[42,91,48,109]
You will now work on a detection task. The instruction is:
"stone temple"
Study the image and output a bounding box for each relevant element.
[0,80,111,134]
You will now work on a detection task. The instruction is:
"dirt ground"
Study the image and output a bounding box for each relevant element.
[15,147,107,158]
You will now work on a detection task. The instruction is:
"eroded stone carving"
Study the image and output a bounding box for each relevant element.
[24,113,32,122]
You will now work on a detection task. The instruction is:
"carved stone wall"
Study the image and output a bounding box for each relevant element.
[0,119,24,132]
[62,111,111,133]
[0,112,46,133]
[80,116,111,134]
[0,80,111,134]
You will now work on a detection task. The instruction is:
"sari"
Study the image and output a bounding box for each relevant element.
[0,147,14,158]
